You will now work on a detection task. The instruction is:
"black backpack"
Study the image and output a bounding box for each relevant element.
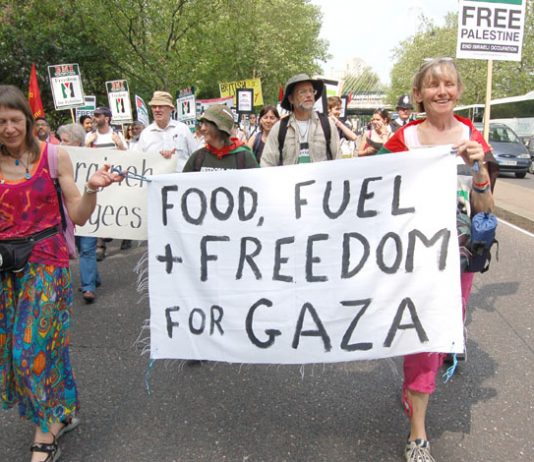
[277,112,333,165]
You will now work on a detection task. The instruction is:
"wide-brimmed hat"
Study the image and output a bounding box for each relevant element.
[199,104,235,135]
[149,91,175,108]
[396,94,413,110]
[281,74,324,111]
[94,106,112,117]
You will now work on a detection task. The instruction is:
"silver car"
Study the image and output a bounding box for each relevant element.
[475,123,532,178]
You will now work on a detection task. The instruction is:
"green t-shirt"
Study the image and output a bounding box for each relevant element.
[183,146,259,172]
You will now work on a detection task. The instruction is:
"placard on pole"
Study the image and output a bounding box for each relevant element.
[456,0,527,139]
[48,63,85,111]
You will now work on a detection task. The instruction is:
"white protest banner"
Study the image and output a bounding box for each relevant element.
[62,146,177,239]
[135,95,150,126]
[148,147,464,364]
[106,80,133,123]
[456,0,526,61]
[48,64,85,110]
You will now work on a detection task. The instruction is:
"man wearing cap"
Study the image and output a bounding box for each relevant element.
[261,74,340,166]
[85,106,127,150]
[390,94,414,133]
[135,91,196,172]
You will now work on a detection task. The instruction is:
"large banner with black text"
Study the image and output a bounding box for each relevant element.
[148,147,464,363]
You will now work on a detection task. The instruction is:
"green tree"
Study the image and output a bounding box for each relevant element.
[0,0,327,127]
[389,6,534,106]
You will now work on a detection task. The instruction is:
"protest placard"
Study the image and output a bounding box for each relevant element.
[135,95,150,126]
[106,80,133,123]
[62,146,177,239]
[236,88,254,114]
[176,87,197,129]
[457,0,526,61]
[219,78,263,107]
[148,147,464,364]
[75,96,96,121]
[47,64,85,110]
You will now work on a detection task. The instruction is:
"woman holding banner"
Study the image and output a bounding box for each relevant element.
[379,58,498,462]
[0,85,122,462]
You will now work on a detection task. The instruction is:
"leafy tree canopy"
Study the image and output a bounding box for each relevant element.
[0,0,328,126]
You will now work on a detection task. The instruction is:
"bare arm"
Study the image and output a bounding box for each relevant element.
[247,133,257,150]
[358,131,372,156]
[456,140,494,213]
[331,116,357,141]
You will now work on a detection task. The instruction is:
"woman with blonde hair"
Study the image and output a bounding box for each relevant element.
[379,58,498,462]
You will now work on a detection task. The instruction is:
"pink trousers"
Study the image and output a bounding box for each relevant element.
[403,272,475,395]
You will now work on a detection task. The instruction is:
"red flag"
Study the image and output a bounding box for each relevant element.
[28,63,45,119]
[279,84,284,102]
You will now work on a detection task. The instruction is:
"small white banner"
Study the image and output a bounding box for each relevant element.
[148,147,465,363]
[63,146,177,239]
[456,0,526,61]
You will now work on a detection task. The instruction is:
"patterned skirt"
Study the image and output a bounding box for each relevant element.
[0,263,79,432]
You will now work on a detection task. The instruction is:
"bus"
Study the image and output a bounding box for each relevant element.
[454,90,534,137]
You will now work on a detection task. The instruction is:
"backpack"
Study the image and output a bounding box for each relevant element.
[277,112,333,165]
[467,212,498,273]
[48,143,77,259]
[193,147,250,171]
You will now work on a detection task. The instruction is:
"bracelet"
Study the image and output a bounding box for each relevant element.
[472,179,489,188]
[84,184,100,194]
[472,184,490,194]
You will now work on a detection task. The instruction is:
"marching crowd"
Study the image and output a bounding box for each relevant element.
[0,57,498,462]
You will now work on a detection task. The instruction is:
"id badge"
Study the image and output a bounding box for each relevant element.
[298,142,311,164]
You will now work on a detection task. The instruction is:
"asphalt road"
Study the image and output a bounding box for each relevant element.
[1,221,533,461]
[498,171,534,189]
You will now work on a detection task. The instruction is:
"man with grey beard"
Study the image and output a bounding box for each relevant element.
[260,74,340,166]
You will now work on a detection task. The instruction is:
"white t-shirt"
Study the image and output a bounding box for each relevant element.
[135,119,196,172]
[86,128,126,149]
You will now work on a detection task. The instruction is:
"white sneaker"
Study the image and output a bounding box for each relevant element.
[405,439,436,462]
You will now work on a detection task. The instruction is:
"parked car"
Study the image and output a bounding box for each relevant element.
[521,135,534,174]
[475,123,532,178]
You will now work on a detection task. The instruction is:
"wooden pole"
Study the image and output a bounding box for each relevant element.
[70,108,75,124]
[483,59,493,142]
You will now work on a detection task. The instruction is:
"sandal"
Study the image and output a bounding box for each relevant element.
[56,416,80,440]
[30,437,61,462]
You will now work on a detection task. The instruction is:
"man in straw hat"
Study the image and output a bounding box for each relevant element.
[136,91,196,171]
[261,73,340,166]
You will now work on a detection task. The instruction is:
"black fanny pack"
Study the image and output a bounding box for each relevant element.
[0,226,59,273]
